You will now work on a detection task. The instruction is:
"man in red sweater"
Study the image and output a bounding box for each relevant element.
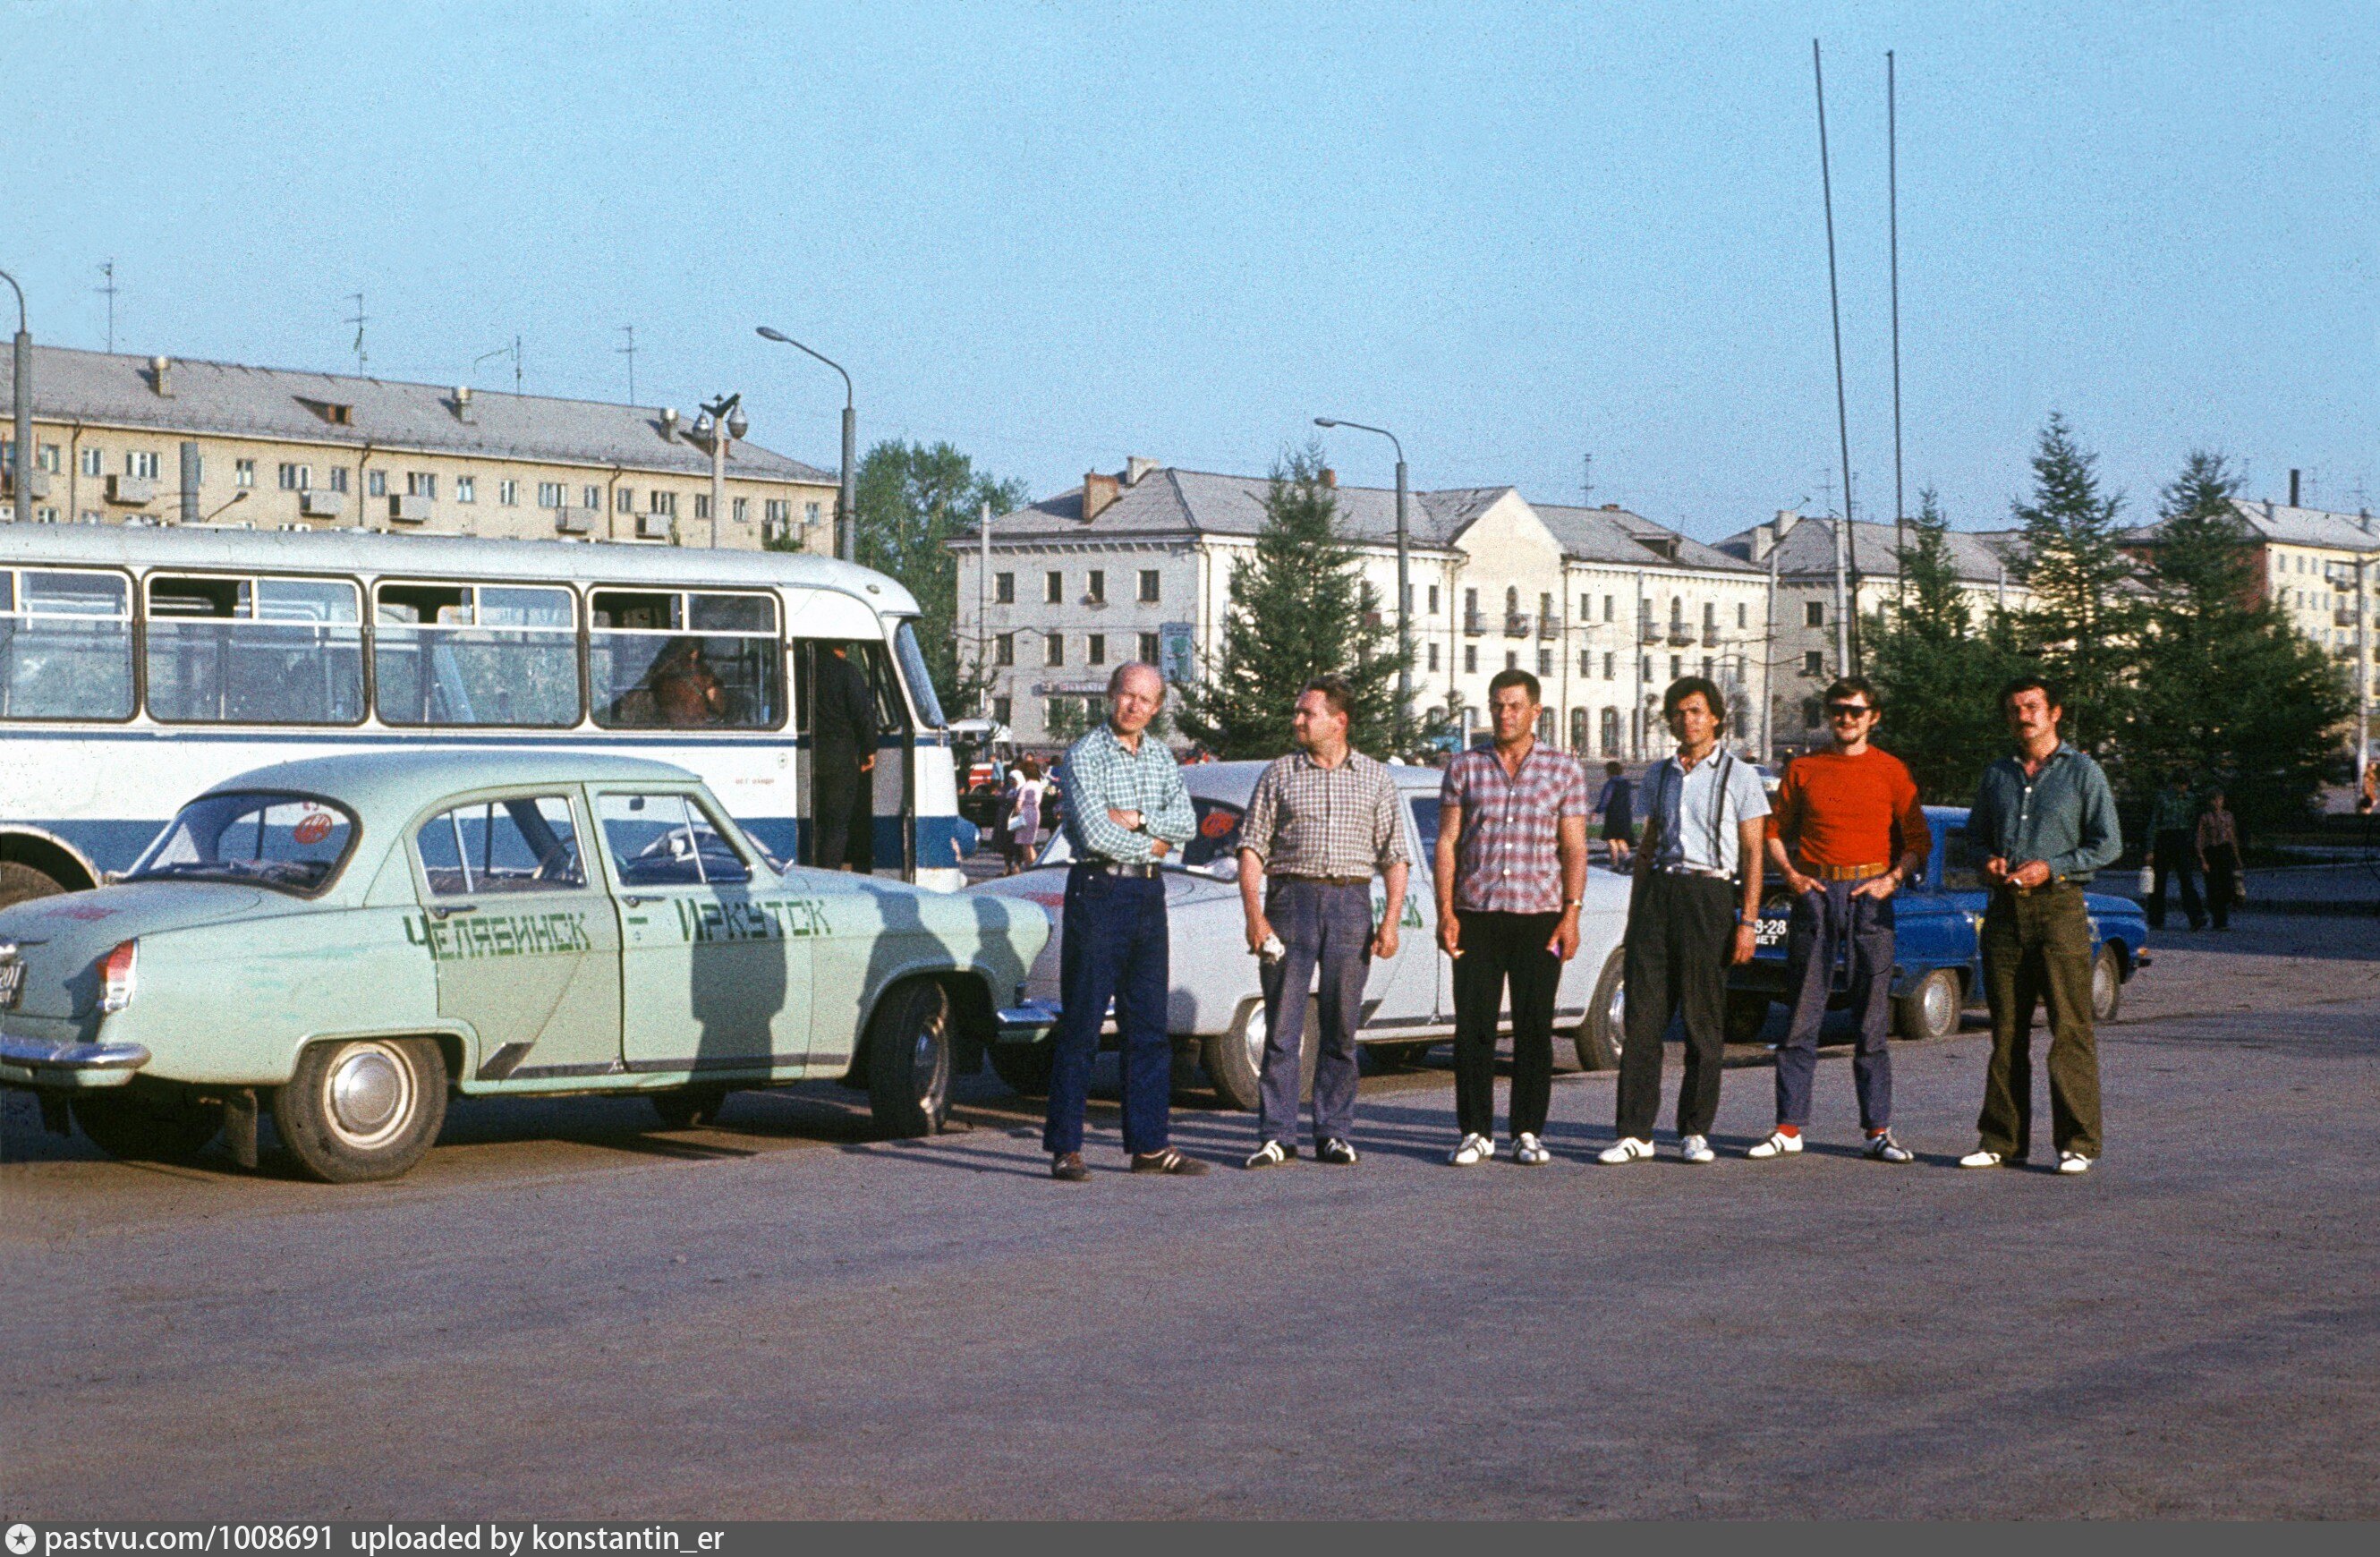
[1749,676,1930,1162]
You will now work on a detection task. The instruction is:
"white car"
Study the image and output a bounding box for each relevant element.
[971,759,1633,1109]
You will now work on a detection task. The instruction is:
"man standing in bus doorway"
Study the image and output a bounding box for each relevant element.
[1044,662,1204,1181]
[812,642,876,872]
[1748,676,1927,1164]
[1600,676,1768,1167]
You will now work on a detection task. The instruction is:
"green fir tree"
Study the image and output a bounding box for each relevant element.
[2010,413,2138,753]
[1863,490,2027,801]
[1174,446,1402,758]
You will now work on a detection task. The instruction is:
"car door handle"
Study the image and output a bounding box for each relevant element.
[429,904,480,919]
[621,895,646,906]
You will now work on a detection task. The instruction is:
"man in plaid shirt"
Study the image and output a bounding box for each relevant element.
[1236,676,1409,1170]
[1436,668,1590,1166]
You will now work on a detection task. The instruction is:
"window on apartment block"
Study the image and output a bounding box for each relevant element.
[765,498,790,528]
[1138,632,1160,664]
[1506,651,1519,671]
[538,481,565,508]
[1537,649,1552,677]
[234,458,255,489]
[650,491,675,517]
[1737,602,1748,629]
[803,500,821,529]
[327,468,349,494]
[1803,651,1825,676]
[405,472,436,499]
[1087,634,1106,666]
[1045,571,1063,604]
[732,498,748,524]
[456,476,476,504]
[1085,570,1105,604]
[1464,645,1477,674]
[995,634,1015,667]
[996,572,1016,604]
[36,443,59,473]
[1427,584,1440,614]
[499,480,519,506]
[1138,569,1160,603]
[1427,642,1440,672]
[368,471,387,498]
[1669,655,1681,680]
[80,447,104,478]
[1602,651,1615,681]
[1046,634,1065,667]
[1580,650,1591,676]
[1604,594,1616,622]
[1641,657,1652,682]
[693,495,711,522]
[128,450,161,480]
[277,464,309,491]
[616,489,634,514]
[1806,600,1825,628]
[992,696,1012,726]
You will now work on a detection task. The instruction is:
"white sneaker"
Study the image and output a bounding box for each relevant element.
[1449,1133,1495,1166]
[1958,1148,2006,1169]
[1747,1129,1804,1160]
[2057,1151,2095,1175]
[1597,1136,1655,1165]
[1512,1132,1551,1166]
[1865,1130,1914,1164]
[1678,1134,1716,1165]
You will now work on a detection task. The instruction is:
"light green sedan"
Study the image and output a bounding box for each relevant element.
[0,751,1049,1181]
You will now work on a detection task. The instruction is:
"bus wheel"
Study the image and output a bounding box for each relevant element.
[1572,947,1627,1072]
[867,980,953,1138]
[0,860,67,911]
[987,1041,1055,1097]
[650,1085,732,1129]
[72,1082,225,1163]
[273,1037,448,1183]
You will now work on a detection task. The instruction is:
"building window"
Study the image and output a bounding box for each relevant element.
[234,458,255,489]
[1085,570,1105,603]
[277,463,309,491]
[616,488,635,514]
[1737,602,1748,629]
[1537,649,1553,677]
[1427,643,1440,671]
[1087,634,1106,666]
[996,572,1015,604]
[1669,655,1681,680]
[1139,632,1160,664]
[650,491,676,517]
[1603,651,1616,680]
[368,471,387,498]
[1641,657,1652,682]
[538,481,565,508]
[803,500,821,529]
[1428,584,1440,614]
[498,480,519,506]
[128,450,161,479]
[733,497,749,524]
[1464,645,1477,674]
[1506,651,1518,671]
[765,498,790,528]
[1806,600,1825,628]
[34,443,59,473]
[1138,569,1160,603]
[1045,571,1063,604]
[405,472,436,499]
[1803,698,1823,728]
[80,447,104,478]
[1703,601,1716,632]
[992,696,1012,726]
[1580,650,1591,676]
[1465,587,1477,617]
[456,476,476,504]
[1604,594,1616,622]
[36,506,56,523]
[1046,634,1065,667]
[79,509,101,524]
[693,495,711,521]
[995,634,1015,666]
[1803,650,1825,676]
[1701,656,1713,678]
[327,467,349,493]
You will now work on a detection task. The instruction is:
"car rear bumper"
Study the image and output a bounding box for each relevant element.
[0,1029,149,1089]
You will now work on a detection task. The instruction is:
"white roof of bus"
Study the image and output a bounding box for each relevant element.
[0,523,921,617]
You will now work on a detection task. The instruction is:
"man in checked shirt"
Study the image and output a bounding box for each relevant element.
[1237,676,1409,1169]
[1436,668,1591,1166]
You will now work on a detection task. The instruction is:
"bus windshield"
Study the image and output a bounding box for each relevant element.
[125,791,359,896]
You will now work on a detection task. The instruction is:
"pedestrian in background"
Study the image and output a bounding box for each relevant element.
[1959,676,2122,1176]
[2145,770,2206,931]
[1595,761,1635,872]
[1748,676,1926,1165]
[1001,756,1046,874]
[2197,787,2241,932]
[1600,676,1769,1167]
[1435,669,1589,1167]
[1236,676,1409,1169]
[811,642,877,871]
[1043,663,1205,1181]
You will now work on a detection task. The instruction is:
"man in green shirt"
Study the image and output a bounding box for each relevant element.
[1959,676,2123,1175]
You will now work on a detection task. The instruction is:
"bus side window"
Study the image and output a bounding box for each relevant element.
[0,569,134,722]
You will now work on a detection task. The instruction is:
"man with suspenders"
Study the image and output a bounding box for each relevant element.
[1600,676,1770,1165]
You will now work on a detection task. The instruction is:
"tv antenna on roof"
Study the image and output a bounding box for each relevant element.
[1580,451,1594,507]
[475,336,523,396]
[617,325,638,404]
[345,293,369,375]
[97,260,119,353]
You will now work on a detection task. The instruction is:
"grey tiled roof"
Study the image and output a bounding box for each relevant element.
[1713,514,2022,583]
[1,345,835,484]
[1535,501,1758,573]
[2121,500,2380,554]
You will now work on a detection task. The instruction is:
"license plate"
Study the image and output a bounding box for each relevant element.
[0,960,21,1009]
[1755,917,1790,949]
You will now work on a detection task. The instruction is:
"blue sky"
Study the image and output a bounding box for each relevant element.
[10,1,2371,538]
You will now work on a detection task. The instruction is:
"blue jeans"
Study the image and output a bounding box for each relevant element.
[1257,878,1373,1146]
[1773,880,1896,1130]
[1042,865,1174,1157]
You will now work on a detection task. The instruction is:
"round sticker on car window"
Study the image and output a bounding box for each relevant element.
[1200,811,1237,838]
[293,813,336,847]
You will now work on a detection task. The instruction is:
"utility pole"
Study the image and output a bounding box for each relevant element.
[696,393,745,549]
[1888,50,1908,604]
[978,498,992,718]
[0,270,31,525]
[1762,534,1780,762]
[617,325,637,404]
[2359,550,2371,795]
[1814,38,1857,679]
[345,294,369,375]
[98,261,119,355]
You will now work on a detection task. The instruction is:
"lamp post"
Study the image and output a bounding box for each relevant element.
[755,327,855,562]
[1313,417,1411,742]
[0,269,30,525]
[693,393,747,549]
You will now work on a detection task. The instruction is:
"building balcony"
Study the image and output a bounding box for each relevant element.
[554,506,599,535]
[1464,611,1487,635]
[387,494,433,523]
[299,489,345,519]
[1537,616,1562,640]
[2337,608,2362,628]
[1504,612,1532,638]
[1640,624,1662,645]
[106,474,156,506]
[1702,625,1721,647]
[2,470,52,500]
[1667,626,1695,647]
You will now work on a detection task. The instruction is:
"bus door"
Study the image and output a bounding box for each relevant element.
[789,638,914,880]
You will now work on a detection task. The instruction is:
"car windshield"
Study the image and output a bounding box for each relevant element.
[1938,828,1985,891]
[126,790,358,895]
[1033,796,1246,872]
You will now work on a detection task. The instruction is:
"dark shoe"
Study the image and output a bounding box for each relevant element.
[1315,1137,1359,1166]
[1130,1147,1208,1176]
[1050,1152,1091,1182]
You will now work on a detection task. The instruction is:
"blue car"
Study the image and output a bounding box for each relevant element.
[1726,806,2151,1044]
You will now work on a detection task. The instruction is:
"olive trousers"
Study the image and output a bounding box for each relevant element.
[1976,881,2103,1161]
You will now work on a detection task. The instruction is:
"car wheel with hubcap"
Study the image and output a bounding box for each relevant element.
[273,1036,448,1183]
[0,859,68,911]
[1203,996,1314,1111]
[1895,967,1963,1042]
[71,1080,225,1163]
[1572,946,1627,1071]
[650,1085,732,1129]
[2090,944,2122,1023]
[866,979,954,1137]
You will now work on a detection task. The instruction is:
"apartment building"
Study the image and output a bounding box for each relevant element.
[950,459,1768,758]
[0,346,838,550]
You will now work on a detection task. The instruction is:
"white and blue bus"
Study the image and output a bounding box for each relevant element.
[0,523,976,906]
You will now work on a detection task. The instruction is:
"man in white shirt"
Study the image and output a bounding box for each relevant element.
[1600,676,1770,1166]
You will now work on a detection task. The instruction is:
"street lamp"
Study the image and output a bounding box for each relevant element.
[1313,416,1412,740]
[693,393,748,549]
[755,326,855,562]
[0,269,30,525]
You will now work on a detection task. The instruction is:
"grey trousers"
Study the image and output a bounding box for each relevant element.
[1258,877,1373,1145]
[1773,880,1896,1129]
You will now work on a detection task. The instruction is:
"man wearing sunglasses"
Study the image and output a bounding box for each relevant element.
[1748,677,1929,1163]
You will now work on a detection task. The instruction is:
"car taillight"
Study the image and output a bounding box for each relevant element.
[98,940,137,1013]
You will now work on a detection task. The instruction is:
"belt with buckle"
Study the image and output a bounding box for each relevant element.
[1657,864,1734,881]
[1277,873,1371,889]
[1078,860,1164,879]
[1806,861,1891,882]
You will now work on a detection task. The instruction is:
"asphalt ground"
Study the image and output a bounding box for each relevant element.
[3,915,2376,1519]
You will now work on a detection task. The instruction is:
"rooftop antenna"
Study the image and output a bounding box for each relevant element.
[97,260,119,354]
[617,325,638,404]
[345,293,369,375]
[1814,38,1856,677]
[1889,49,1908,600]
[474,336,523,396]
[1580,451,1594,506]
